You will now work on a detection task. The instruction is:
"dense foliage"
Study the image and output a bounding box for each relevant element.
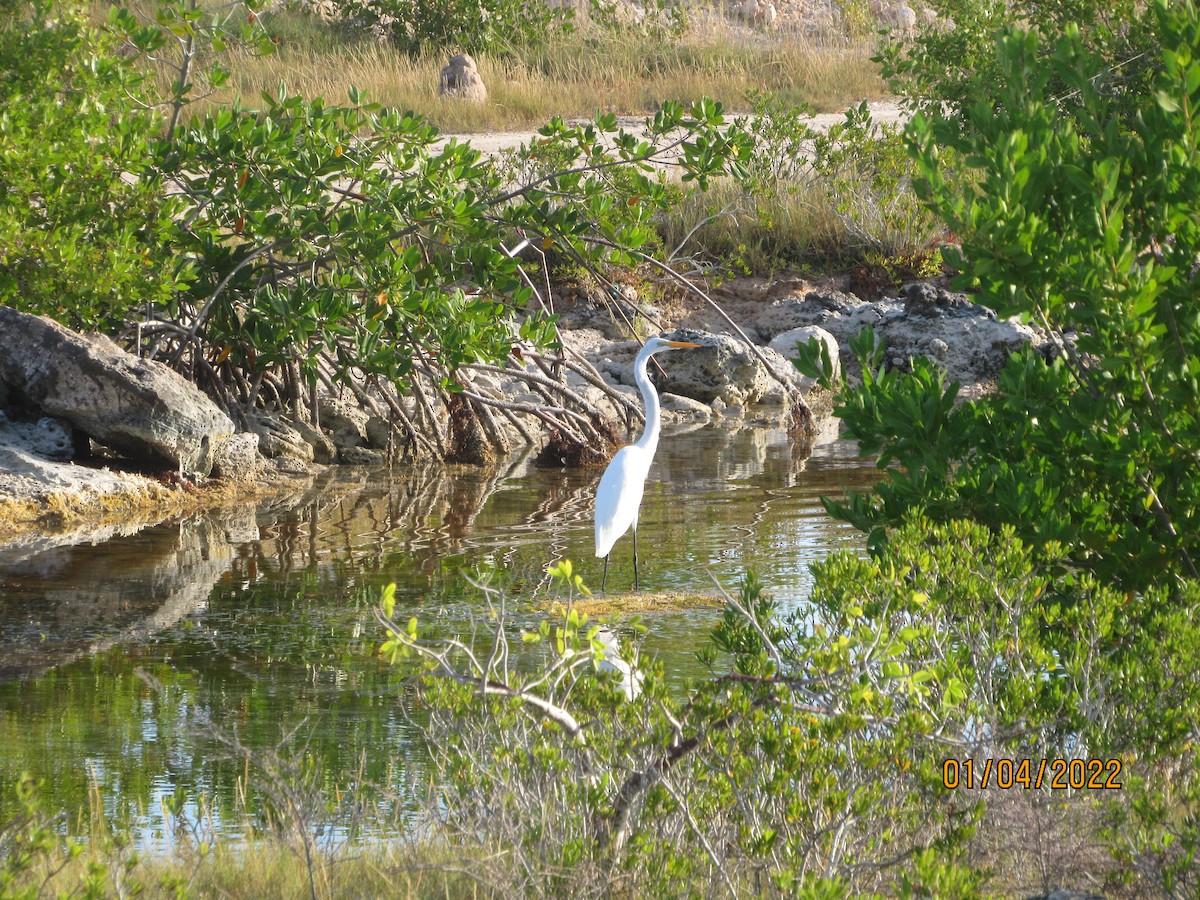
[381,519,1200,894]
[817,0,1200,599]
[2,0,750,457]
[332,0,575,58]
[878,0,1161,127]
[390,0,1200,894]
[0,1,181,329]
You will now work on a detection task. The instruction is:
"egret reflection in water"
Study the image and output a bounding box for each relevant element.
[594,336,701,591]
[0,427,876,848]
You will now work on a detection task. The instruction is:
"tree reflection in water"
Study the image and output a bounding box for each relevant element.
[0,428,877,848]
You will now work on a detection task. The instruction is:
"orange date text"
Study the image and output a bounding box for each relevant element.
[941,758,1122,790]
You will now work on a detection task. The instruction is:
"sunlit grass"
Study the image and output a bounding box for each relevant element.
[96,2,885,132]
[657,175,857,274]
[16,835,485,899]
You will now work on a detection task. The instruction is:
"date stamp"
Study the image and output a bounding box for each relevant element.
[942,758,1123,790]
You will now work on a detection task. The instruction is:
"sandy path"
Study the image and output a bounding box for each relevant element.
[438,99,906,155]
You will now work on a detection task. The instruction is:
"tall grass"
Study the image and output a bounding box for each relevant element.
[658,176,853,274]
[11,830,485,899]
[128,3,884,131]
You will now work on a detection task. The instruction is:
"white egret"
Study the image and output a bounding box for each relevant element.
[594,336,700,591]
[592,625,643,701]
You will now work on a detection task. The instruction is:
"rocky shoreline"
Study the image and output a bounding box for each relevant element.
[0,273,1051,546]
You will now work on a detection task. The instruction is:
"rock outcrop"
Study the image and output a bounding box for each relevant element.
[439,54,488,102]
[0,307,234,475]
[596,329,807,418]
[755,283,1049,388]
[0,412,79,461]
[767,325,840,389]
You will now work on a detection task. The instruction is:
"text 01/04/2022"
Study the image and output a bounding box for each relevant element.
[942,758,1123,791]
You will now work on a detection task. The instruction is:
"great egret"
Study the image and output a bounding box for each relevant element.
[592,625,643,701]
[594,336,700,591]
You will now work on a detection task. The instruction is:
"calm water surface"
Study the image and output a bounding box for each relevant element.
[0,427,878,847]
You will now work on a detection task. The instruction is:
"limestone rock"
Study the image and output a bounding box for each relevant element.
[0,306,233,476]
[653,331,773,406]
[339,445,389,465]
[755,284,1048,388]
[659,392,713,422]
[893,2,916,32]
[318,395,369,452]
[246,411,314,463]
[756,290,898,366]
[0,412,79,461]
[211,432,262,481]
[767,325,840,387]
[365,415,403,452]
[903,281,994,319]
[599,331,810,413]
[439,54,487,102]
[753,0,777,27]
[290,418,337,464]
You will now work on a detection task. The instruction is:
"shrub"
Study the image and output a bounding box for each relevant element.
[0,1,184,329]
[332,0,574,58]
[381,520,1200,893]
[812,0,1200,598]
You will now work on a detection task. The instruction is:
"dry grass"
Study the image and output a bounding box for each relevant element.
[539,588,726,615]
[15,836,488,899]
[134,5,884,132]
[658,174,855,274]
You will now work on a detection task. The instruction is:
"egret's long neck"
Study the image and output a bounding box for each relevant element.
[633,351,661,452]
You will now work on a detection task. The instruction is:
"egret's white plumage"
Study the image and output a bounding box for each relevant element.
[592,625,643,701]
[594,336,699,590]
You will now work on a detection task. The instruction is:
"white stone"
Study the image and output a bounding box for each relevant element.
[767,325,841,384]
[439,54,487,103]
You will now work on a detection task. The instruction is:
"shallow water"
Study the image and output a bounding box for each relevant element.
[0,426,879,848]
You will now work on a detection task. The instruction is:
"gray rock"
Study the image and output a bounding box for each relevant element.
[339,445,388,465]
[767,325,840,388]
[439,54,487,102]
[318,395,369,451]
[0,414,79,461]
[756,289,898,345]
[755,286,1047,387]
[264,455,320,477]
[291,418,337,465]
[211,432,262,481]
[655,331,774,406]
[365,415,402,452]
[880,304,1044,385]
[247,411,314,463]
[903,281,994,319]
[659,392,713,421]
[0,307,233,475]
[600,331,810,418]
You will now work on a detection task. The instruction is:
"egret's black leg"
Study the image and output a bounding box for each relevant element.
[601,554,609,592]
[632,528,639,590]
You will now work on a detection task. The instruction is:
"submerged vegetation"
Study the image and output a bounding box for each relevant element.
[3,0,1200,894]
